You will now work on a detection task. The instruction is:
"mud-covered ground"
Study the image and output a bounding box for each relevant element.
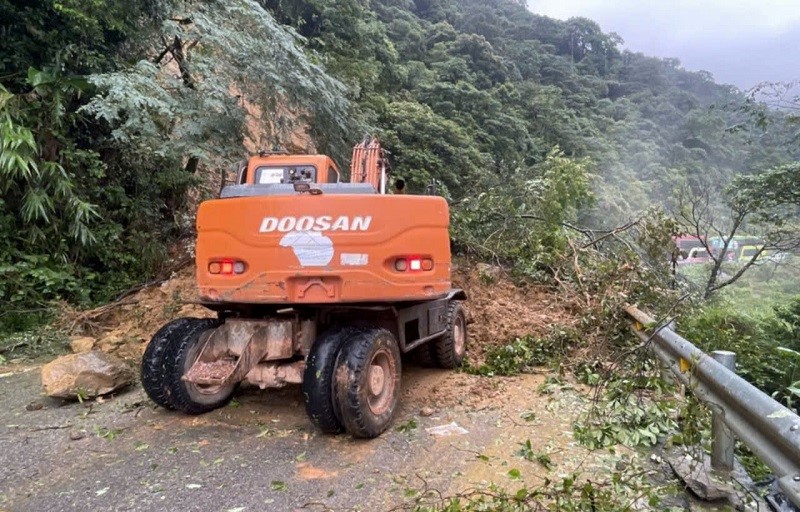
[0,360,633,512]
[0,264,638,511]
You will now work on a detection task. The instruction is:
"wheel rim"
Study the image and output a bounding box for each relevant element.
[453,315,466,357]
[366,348,396,416]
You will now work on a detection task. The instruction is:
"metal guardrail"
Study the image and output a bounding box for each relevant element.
[625,306,800,506]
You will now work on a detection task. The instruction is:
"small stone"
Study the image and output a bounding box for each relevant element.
[420,406,435,417]
[41,350,134,399]
[69,430,85,441]
[69,336,95,353]
[25,400,45,411]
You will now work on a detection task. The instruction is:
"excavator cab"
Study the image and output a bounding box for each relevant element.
[235,153,341,186]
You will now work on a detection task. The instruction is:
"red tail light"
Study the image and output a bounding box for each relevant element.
[394,256,433,272]
[208,259,247,275]
[221,261,234,274]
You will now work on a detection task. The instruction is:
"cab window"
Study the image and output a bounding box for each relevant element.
[235,161,247,184]
[254,165,317,184]
[327,166,339,183]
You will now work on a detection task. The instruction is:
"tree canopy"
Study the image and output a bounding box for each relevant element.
[1,0,798,329]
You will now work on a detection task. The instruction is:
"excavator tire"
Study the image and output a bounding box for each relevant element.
[334,328,401,438]
[303,326,362,434]
[142,318,213,409]
[432,301,467,369]
[142,317,235,414]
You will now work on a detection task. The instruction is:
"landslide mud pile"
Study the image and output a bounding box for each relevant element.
[65,260,579,364]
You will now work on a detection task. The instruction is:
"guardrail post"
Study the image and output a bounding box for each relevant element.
[711,350,737,472]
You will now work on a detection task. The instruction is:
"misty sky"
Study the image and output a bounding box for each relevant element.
[526,0,800,90]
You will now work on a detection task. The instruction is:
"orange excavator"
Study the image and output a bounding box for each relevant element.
[141,138,467,438]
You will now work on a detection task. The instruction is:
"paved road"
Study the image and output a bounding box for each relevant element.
[0,364,595,512]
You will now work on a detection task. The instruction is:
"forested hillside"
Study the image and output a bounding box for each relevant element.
[1,0,798,332]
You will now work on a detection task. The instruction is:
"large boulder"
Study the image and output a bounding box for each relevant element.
[41,351,134,399]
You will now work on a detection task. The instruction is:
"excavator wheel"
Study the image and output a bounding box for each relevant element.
[141,317,235,414]
[142,318,214,409]
[432,301,467,369]
[334,328,401,438]
[303,326,362,434]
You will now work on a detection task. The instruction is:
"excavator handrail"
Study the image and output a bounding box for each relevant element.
[220,183,377,198]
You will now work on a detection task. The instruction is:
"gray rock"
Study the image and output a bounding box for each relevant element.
[668,449,761,510]
[41,351,133,399]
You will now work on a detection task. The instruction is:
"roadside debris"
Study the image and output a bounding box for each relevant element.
[426,422,468,436]
[41,350,133,399]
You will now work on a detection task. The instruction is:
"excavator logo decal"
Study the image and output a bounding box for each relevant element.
[259,215,372,233]
[261,216,372,267]
[280,231,334,266]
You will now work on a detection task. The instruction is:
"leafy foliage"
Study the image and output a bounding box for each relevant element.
[451,148,593,274]
[0,0,357,331]
[2,0,798,350]
[409,465,672,511]
[674,291,800,409]
[472,329,579,376]
[573,370,678,449]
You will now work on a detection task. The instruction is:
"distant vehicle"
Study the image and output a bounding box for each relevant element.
[672,235,705,265]
[709,236,739,258]
[738,245,765,264]
[677,247,711,265]
[673,235,705,260]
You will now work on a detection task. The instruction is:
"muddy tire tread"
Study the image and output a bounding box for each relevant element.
[336,328,401,438]
[142,318,209,409]
[433,301,467,369]
[303,326,362,434]
[142,317,231,414]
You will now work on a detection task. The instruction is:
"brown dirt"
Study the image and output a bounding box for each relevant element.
[64,265,210,362]
[296,463,339,480]
[452,261,580,363]
[63,258,579,368]
[11,257,708,511]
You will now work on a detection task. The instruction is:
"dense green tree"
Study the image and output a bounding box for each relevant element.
[0,0,356,329]
[2,0,799,332]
